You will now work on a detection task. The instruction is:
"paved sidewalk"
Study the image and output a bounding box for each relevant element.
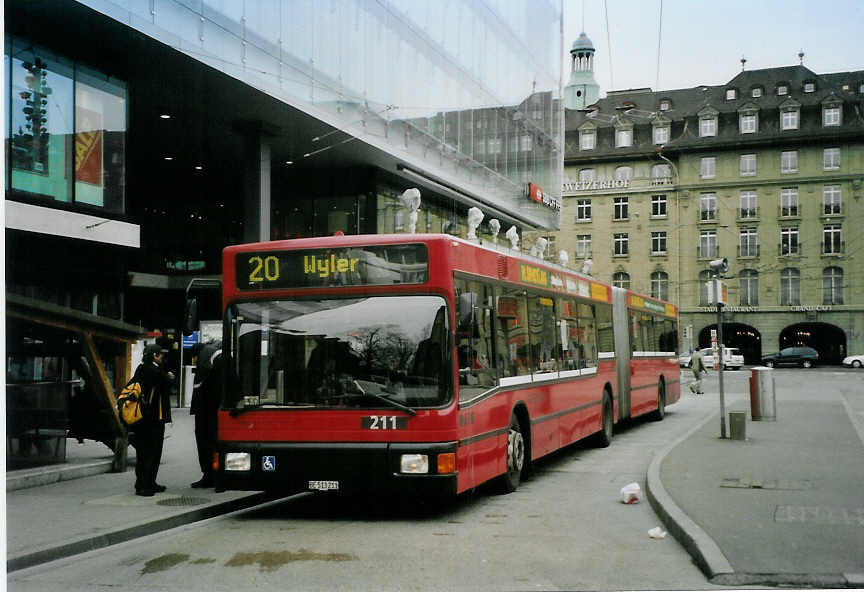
[6,412,267,572]
[647,369,864,589]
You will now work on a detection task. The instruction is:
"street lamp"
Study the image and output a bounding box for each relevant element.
[708,257,729,438]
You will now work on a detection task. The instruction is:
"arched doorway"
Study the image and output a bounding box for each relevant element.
[698,323,762,365]
[780,323,846,365]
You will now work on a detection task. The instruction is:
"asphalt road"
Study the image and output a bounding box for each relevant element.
[8,368,861,591]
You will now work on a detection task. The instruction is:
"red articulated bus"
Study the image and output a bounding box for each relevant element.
[210,233,679,497]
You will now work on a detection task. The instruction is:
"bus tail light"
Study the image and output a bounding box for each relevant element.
[212,452,220,472]
[437,453,456,474]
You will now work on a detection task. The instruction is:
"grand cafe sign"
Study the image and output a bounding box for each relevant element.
[563,178,630,192]
[696,305,834,313]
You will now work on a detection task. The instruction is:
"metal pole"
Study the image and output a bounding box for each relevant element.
[716,280,727,439]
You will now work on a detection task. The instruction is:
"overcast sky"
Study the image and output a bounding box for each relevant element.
[563,0,864,95]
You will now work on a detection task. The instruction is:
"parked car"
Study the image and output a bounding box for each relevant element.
[680,347,744,370]
[761,346,819,368]
[842,354,864,368]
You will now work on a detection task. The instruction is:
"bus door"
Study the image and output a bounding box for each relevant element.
[611,287,632,419]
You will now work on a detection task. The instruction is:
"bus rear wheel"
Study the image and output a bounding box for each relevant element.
[594,393,613,448]
[496,414,525,494]
[650,380,666,421]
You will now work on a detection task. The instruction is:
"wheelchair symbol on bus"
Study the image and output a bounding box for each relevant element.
[262,455,276,472]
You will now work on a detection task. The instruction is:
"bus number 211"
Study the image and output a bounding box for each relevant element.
[362,416,407,430]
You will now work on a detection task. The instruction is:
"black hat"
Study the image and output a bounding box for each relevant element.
[144,343,168,356]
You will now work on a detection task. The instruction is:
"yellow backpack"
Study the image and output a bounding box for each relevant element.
[116,382,152,426]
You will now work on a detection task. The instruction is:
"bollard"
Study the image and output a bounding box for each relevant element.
[729,411,746,440]
[749,366,776,421]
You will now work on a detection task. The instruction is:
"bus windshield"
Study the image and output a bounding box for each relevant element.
[225,295,451,411]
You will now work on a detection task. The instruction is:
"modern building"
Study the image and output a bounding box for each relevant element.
[5,0,565,467]
[543,52,864,365]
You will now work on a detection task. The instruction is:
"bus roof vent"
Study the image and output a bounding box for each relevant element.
[497,255,508,278]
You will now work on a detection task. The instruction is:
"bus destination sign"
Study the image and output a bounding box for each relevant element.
[236,244,429,290]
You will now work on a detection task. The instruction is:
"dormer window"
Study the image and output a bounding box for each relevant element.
[823,104,842,126]
[804,81,816,93]
[579,129,596,150]
[738,106,759,134]
[697,106,719,138]
[751,87,763,98]
[615,127,633,148]
[780,102,800,130]
[659,99,671,111]
[777,84,788,96]
[726,88,737,100]
[653,124,670,145]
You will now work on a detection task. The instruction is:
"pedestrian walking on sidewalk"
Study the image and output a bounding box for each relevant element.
[190,342,222,488]
[130,343,174,496]
[689,348,707,395]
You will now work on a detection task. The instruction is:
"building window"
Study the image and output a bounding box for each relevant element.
[488,137,502,154]
[781,150,798,173]
[700,192,717,221]
[579,168,596,182]
[699,230,717,258]
[612,271,631,289]
[780,187,799,216]
[803,82,815,93]
[739,112,757,134]
[615,166,633,180]
[751,87,763,98]
[699,116,717,137]
[823,225,843,254]
[823,106,841,126]
[575,199,592,222]
[823,147,841,170]
[8,39,128,213]
[580,129,596,150]
[575,235,592,258]
[739,190,757,218]
[780,268,801,305]
[613,197,629,220]
[659,99,671,111]
[739,228,759,257]
[615,128,633,147]
[653,125,670,145]
[777,84,788,95]
[700,157,716,179]
[698,270,712,305]
[780,227,799,255]
[726,88,737,100]
[520,134,533,151]
[823,185,842,215]
[651,232,667,255]
[650,271,669,301]
[740,153,756,176]
[781,109,799,130]
[651,163,672,184]
[613,233,629,256]
[823,267,844,305]
[739,269,759,305]
[651,194,667,218]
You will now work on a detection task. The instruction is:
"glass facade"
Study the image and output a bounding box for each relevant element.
[81,0,564,228]
[6,36,127,213]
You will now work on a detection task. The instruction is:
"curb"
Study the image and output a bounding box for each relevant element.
[7,491,270,572]
[7,460,115,492]
[645,408,734,579]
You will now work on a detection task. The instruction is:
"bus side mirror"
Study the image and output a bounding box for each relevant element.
[183,298,198,336]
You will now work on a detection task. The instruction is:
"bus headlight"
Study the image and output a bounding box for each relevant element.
[225,452,251,471]
[400,454,429,474]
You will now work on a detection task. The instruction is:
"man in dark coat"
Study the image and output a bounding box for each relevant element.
[190,342,222,488]
[130,343,174,496]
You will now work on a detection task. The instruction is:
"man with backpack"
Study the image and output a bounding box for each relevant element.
[689,348,707,395]
[129,343,174,496]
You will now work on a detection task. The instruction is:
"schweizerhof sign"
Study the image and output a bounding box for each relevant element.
[562,178,630,192]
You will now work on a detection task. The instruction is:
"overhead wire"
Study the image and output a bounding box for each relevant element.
[655,0,663,90]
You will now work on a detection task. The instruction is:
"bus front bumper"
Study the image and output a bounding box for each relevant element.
[216,441,458,497]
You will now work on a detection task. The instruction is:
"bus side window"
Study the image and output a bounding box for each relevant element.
[455,279,495,389]
[497,287,530,377]
[528,293,558,373]
[557,298,579,370]
[596,302,614,358]
[577,302,598,368]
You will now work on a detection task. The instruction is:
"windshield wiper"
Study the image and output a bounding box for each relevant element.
[321,380,417,416]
